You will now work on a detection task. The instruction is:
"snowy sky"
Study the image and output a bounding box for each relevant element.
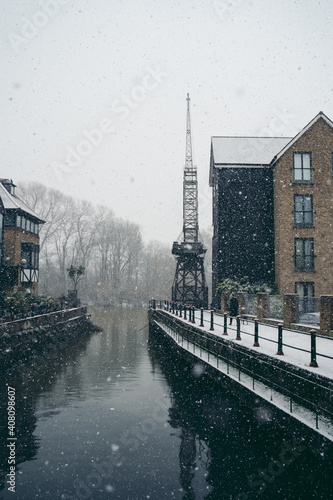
[1,0,333,245]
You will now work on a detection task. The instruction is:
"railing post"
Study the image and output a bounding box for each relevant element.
[200,308,204,327]
[277,323,284,355]
[236,316,241,340]
[179,303,183,318]
[210,310,214,331]
[192,306,196,324]
[310,329,318,367]
[176,303,179,316]
[223,313,228,335]
[253,319,260,347]
[152,299,156,310]
[188,306,192,322]
[184,304,187,320]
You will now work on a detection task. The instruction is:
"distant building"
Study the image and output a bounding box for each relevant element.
[0,179,45,293]
[210,112,333,307]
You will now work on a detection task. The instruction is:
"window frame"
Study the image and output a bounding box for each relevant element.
[294,194,314,226]
[293,152,313,183]
[21,242,40,269]
[295,281,315,313]
[294,238,315,271]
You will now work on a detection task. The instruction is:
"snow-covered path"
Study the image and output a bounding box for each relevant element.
[153,309,333,441]
[165,308,333,380]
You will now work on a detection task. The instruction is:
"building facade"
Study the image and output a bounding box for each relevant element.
[272,113,333,302]
[0,179,45,293]
[210,112,333,306]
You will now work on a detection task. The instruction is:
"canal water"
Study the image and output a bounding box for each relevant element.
[0,307,332,500]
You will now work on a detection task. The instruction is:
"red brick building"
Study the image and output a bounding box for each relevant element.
[210,112,333,308]
[272,112,333,302]
[0,179,45,293]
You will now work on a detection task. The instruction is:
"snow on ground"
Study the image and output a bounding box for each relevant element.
[154,312,333,441]
[165,309,333,380]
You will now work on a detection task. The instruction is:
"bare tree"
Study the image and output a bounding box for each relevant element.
[17,182,180,304]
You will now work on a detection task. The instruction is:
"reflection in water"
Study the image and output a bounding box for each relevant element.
[178,429,196,500]
[0,326,94,495]
[148,324,333,500]
[0,308,332,500]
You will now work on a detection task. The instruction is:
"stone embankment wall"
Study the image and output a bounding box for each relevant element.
[0,307,99,368]
[148,310,332,417]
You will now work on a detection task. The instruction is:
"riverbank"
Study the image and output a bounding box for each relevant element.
[0,307,100,369]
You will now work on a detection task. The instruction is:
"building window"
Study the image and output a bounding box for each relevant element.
[295,238,314,271]
[296,282,315,313]
[293,152,312,182]
[4,213,16,226]
[294,195,313,226]
[21,242,39,269]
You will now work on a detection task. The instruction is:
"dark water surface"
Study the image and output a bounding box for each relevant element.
[0,307,332,500]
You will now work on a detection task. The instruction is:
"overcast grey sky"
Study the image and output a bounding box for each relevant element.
[1,0,333,244]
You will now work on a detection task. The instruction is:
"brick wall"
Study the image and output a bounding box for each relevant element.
[274,117,333,296]
[4,227,41,292]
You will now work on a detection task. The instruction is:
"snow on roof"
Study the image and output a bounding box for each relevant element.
[211,136,293,166]
[272,111,333,164]
[0,182,45,222]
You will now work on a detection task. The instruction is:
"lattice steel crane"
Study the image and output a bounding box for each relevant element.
[171,94,208,308]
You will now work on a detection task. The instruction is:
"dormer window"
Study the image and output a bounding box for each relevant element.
[1,179,16,195]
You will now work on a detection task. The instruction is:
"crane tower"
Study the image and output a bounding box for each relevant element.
[171,94,208,308]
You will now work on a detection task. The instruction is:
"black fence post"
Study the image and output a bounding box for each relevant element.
[223,313,228,335]
[179,303,183,318]
[253,319,260,347]
[277,323,284,355]
[188,306,192,322]
[210,310,214,331]
[184,304,187,320]
[236,316,241,340]
[310,329,318,367]
[192,306,196,324]
[200,308,204,327]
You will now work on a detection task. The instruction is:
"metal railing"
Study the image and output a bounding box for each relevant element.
[149,300,333,368]
[152,313,333,434]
